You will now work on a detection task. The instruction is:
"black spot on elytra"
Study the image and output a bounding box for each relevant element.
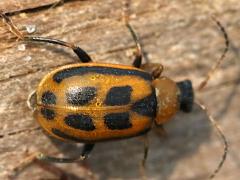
[105,86,132,106]
[41,91,56,105]
[64,114,95,131]
[53,66,152,83]
[41,108,55,120]
[131,89,157,117]
[66,87,97,106]
[104,112,132,130]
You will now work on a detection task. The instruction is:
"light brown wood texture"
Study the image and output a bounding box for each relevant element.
[0,0,239,179]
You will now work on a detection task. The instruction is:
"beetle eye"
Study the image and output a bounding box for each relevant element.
[176,80,194,113]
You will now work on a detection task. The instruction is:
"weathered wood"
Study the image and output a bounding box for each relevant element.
[0,0,239,179]
[0,0,59,14]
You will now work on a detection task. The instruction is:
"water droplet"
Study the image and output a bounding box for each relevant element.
[25,24,36,34]
[18,44,26,51]
[24,56,32,62]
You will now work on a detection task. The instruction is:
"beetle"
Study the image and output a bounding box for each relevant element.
[0,10,228,179]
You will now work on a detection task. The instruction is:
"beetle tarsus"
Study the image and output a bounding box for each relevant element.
[81,144,95,160]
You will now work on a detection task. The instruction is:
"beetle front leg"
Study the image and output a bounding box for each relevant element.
[141,63,164,79]
[153,124,168,137]
[80,143,95,160]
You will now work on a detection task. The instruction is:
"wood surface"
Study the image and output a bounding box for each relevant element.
[0,0,239,180]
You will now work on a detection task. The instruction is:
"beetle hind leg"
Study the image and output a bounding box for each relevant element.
[8,152,74,177]
[8,144,95,178]
[0,12,92,63]
[80,143,95,160]
[37,143,95,163]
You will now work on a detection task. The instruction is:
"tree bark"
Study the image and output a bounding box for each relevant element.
[0,0,239,179]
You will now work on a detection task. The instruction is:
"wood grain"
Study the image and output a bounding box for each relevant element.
[0,0,59,14]
[0,0,239,179]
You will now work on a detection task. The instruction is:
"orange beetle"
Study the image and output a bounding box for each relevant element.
[34,62,193,143]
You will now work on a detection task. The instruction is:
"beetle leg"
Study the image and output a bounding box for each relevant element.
[80,143,95,160]
[123,1,142,68]
[10,144,95,175]
[8,152,84,179]
[153,124,168,137]
[8,152,79,177]
[141,63,164,79]
[36,153,82,163]
[140,134,149,179]
[35,144,94,163]
[9,144,95,177]
[0,12,92,63]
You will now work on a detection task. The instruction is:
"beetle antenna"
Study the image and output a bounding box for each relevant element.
[196,100,228,179]
[198,16,229,91]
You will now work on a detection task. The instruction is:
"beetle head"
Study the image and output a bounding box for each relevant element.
[176,80,194,113]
